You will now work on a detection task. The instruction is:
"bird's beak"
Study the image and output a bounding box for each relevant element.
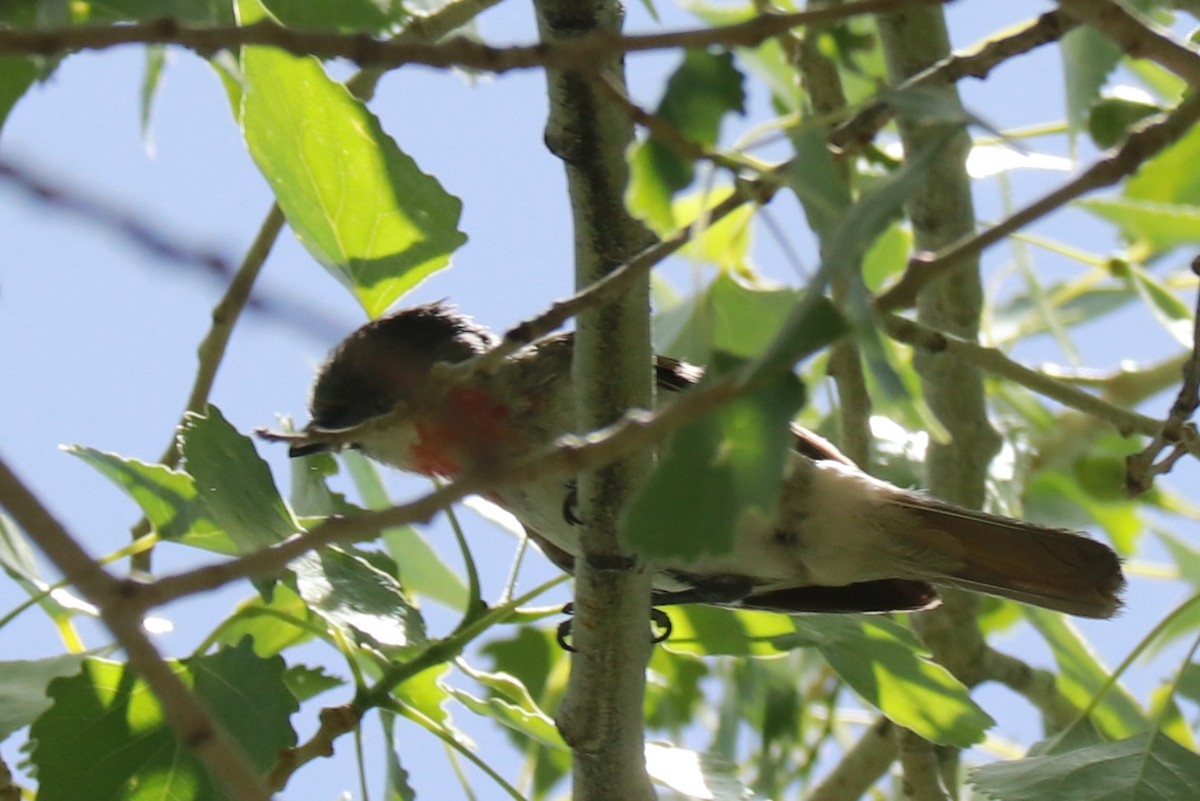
[288,440,331,458]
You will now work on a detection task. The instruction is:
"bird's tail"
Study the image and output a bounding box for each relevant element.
[893,497,1125,618]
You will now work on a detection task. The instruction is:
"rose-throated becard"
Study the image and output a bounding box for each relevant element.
[290,302,1125,619]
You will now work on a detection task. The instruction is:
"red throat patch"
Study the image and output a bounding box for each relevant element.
[409,387,516,478]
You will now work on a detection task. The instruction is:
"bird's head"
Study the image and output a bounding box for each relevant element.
[292,302,503,476]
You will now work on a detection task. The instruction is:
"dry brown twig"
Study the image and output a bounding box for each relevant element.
[1125,255,1200,495]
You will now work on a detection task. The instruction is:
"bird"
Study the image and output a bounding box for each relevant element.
[288,301,1125,619]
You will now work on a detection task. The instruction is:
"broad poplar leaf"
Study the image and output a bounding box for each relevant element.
[29,640,297,801]
[665,606,804,658]
[1079,197,1200,254]
[239,0,466,316]
[282,663,345,702]
[66,445,230,552]
[628,49,746,229]
[621,357,805,561]
[1062,26,1122,139]
[381,710,418,801]
[790,616,994,748]
[215,583,320,656]
[0,654,86,740]
[179,406,299,552]
[292,546,425,648]
[970,733,1200,801]
[654,272,801,363]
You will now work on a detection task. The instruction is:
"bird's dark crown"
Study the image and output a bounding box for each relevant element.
[309,302,495,429]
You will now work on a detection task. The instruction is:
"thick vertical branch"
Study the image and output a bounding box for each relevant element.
[532,0,658,798]
[878,6,998,798]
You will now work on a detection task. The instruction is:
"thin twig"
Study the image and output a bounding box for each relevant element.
[881,313,1188,445]
[1125,255,1200,494]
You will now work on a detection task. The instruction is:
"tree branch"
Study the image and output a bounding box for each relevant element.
[531,0,658,793]
[0,0,946,69]
[1058,0,1200,85]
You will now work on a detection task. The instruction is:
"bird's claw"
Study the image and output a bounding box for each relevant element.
[553,602,672,651]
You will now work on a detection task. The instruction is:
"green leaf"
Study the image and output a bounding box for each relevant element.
[289,449,359,518]
[292,546,425,648]
[620,356,805,561]
[645,743,750,800]
[87,0,236,24]
[381,710,418,801]
[0,654,86,740]
[179,406,299,552]
[66,445,231,552]
[215,583,321,656]
[239,0,466,317]
[1124,115,1200,207]
[0,55,41,133]
[29,640,297,801]
[1026,608,1147,739]
[970,733,1200,801]
[282,663,345,702]
[447,664,565,750]
[139,46,166,151]
[1062,26,1123,139]
[0,512,94,627]
[862,221,912,292]
[1088,95,1162,149]
[789,121,852,241]
[792,616,994,748]
[654,272,801,363]
[655,187,756,271]
[1080,198,1200,254]
[480,625,562,704]
[627,49,745,229]
[664,606,802,658]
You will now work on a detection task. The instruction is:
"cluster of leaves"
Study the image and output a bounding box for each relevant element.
[7,0,1200,800]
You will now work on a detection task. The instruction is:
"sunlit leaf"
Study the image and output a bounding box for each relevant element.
[67,445,231,553]
[791,616,994,748]
[29,640,297,801]
[447,664,565,750]
[239,0,466,316]
[292,546,425,648]
[645,743,749,800]
[282,663,345,702]
[1026,608,1147,739]
[179,406,299,552]
[1061,25,1122,139]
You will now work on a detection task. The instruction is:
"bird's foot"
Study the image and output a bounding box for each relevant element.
[554,602,673,652]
